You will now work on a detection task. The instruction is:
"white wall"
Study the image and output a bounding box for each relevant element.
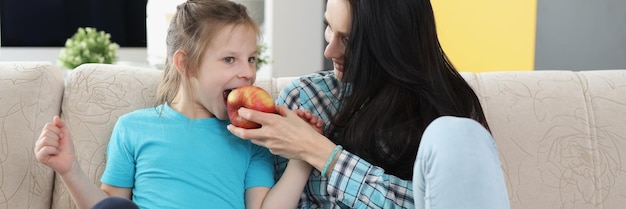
[261,0,324,78]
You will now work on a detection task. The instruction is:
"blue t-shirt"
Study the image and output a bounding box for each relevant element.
[101,104,275,209]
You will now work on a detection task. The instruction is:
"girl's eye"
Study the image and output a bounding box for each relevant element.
[224,57,235,64]
[248,57,257,63]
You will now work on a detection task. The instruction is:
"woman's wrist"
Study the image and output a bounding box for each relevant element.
[322,145,343,177]
[302,135,343,176]
[302,137,337,171]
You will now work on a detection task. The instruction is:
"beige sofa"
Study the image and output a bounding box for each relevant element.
[1,62,626,209]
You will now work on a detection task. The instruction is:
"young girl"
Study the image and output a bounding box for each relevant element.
[34,0,315,208]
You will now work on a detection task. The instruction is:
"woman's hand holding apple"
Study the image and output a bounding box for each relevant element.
[226,85,275,129]
[227,105,339,172]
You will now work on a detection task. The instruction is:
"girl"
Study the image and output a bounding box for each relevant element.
[227,0,511,208]
[34,0,315,208]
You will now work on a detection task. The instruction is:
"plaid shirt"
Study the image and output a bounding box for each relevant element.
[275,71,415,208]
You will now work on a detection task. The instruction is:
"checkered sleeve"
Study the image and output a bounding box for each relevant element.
[276,72,415,208]
[276,78,303,111]
[327,150,415,209]
[277,71,340,131]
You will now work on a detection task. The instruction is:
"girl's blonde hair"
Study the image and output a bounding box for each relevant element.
[155,0,259,107]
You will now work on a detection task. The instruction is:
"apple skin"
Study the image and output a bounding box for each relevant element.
[227,85,276,129]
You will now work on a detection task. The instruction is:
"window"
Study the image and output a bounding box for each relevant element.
[1,0,147,47]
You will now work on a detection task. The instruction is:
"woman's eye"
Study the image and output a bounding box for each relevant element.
[342,36,349,45]
[248,57,257,63]
[224,57,235,64]
[324,27,332,43]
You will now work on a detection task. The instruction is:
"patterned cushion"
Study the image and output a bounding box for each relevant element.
[52,64,162,209]
[0,62,63,209]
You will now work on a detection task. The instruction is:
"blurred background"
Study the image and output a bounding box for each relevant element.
[1,0,625,76]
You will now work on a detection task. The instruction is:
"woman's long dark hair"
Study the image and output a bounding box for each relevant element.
[327,0,489,180]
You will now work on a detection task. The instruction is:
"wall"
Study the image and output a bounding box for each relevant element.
[433,0,626,72]
[535,0,626,70]
[432,0,537,72]
[261,0,324,78]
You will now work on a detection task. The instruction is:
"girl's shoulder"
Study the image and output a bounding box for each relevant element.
[117,106,162,124]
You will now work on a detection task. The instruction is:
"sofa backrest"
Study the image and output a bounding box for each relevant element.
[52,64,626,209]
[463,70,626,208]
[0,62,63,209]
[52,64,162,209]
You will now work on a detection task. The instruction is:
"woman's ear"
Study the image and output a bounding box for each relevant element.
[173,50,189,77]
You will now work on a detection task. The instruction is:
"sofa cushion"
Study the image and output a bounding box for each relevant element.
[52,64,162,209]
[475,70,626,208]
[0,62,63,209]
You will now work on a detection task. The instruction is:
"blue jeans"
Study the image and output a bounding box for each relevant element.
[91,197,138,209]
[413,116,510,209]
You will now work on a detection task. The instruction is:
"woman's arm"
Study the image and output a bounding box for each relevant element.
[276,75,415,208]
[230,107,415,208]
[325,150,415,208]
[231,73,414,208]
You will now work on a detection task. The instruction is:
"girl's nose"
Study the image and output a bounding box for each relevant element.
[238,62,256,80]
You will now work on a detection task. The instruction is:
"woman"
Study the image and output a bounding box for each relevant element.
[227,0,510,208]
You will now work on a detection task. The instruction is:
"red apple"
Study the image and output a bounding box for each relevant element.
[226,85,275,129]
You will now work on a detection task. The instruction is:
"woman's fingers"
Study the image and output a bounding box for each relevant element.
[237,107,280,126]
[275,105,295,117]
[227,124,263,140]
[228,105,326,160]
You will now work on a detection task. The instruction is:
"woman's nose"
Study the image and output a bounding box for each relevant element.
[324,36,344,60]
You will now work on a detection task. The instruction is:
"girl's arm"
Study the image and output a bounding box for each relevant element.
[245,160,311,209]
[245,108,321,209]
[260,109,321,209]
[260,159,312,209]
[59,166,132,209]
[35,116,128,209]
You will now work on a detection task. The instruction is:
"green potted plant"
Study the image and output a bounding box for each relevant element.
[256,43,271,70]
[58,27,120,69]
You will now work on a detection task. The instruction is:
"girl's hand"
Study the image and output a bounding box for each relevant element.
[34,116,78,175]
[293,109,324,134]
